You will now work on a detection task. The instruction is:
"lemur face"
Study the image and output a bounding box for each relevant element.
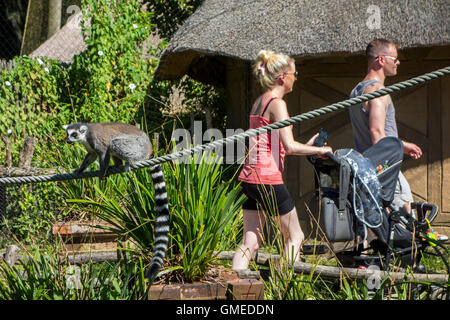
[63,123,88,144]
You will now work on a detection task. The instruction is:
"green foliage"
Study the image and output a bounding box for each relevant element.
[179,77,227,131]
[65,151,245,282]
[0,246,147,300]
[3,185,61,245]
[0,57,68,161]
[0,0,166,244]
[146,0,204,40]
[165,152,244,281]
[67,0,155,123]
[0,0,160,156]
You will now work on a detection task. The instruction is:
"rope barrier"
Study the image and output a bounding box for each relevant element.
[1,66,449,186]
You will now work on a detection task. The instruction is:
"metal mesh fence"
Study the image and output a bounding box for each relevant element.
[0,0,198,63]
[0,1,203,228]
[0,0,29,60]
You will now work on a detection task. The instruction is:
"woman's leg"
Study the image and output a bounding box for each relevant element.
[231,208,266,271]
[276,207,304,263]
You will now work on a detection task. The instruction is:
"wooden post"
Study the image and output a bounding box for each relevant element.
[0,135,11,221]
[18,136,35,168]
[48,0,62,38]
[1,135,12,168]
[427,80,442,208]
[153,132,159,154]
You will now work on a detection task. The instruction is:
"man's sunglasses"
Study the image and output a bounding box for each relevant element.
[379,55,399,63]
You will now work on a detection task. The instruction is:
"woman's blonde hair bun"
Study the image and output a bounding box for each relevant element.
[254,50,293,90]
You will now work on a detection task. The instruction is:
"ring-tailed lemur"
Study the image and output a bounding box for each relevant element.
[63,122,169,281]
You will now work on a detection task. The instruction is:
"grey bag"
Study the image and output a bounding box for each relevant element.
[320,196,355,242]
[318,160,355,242]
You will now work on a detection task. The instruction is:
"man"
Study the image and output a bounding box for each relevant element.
[349,39,447,240]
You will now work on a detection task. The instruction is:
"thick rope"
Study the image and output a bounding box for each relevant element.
[1,66,449,186]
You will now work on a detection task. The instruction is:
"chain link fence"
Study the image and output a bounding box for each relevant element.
[0,0,200,63]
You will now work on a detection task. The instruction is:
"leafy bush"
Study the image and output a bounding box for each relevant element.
[67,0,154,123]
[0,0,165,243]
[165,152,244,281]
[0,246,147,300]
[66,151,245,282]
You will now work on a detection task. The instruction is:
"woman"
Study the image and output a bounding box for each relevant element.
[232,50,332,270]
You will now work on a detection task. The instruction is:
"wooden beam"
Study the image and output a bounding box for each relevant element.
[427,79,442,208]
[300,77,348,103]
[397,121,429,148]
[298,60,450,77]
[442,77,450,213]
[226,59,249,130]
[298,110,350,140]
[390,83,426,102]
[18,136,35,168]
[1,135,12,167]
[0,166,62,176]
[400,47,433,61]
[216,251,449,283]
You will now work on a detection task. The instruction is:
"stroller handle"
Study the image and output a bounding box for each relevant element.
[324,152,341,164]
[411,202,439,224]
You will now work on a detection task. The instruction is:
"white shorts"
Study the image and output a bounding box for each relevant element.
[391,171,413,211]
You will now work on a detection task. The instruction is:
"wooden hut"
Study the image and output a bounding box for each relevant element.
[154,0,450,234]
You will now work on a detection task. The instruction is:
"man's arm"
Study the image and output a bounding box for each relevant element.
[364,82,391,145]
[365,83,423,159]
[367,97,388,144]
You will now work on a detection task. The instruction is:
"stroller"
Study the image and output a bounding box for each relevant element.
[308,133,449,274]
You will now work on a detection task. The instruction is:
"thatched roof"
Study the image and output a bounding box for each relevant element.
[154,0,450,82]
[30,12,86,62]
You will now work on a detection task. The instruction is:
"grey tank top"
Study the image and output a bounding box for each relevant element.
[349,79,398,153]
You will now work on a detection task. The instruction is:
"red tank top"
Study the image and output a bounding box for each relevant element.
[238,98,287,185]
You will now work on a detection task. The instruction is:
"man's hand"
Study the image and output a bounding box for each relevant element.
[403,141,422,159]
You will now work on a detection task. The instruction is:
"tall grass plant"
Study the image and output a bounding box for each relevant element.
[66,151,245,282]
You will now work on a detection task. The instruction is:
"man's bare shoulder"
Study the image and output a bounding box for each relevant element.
[363,81,384,94]
[361,80,390,110]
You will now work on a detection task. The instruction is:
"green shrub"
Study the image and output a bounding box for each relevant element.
[67,0,154,123]
[67,151,245,282]
[0,246,147,300]
[0,0,163,243]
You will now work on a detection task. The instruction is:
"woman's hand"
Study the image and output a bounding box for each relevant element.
[318,146,333,157]
[306,133,319,146]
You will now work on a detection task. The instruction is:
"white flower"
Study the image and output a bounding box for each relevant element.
[44,67,49,73]
[7,129,12,135]
[98,50,104,56]
[133,24,138,29]
[128,83,136,90]
[37,58,44,65]
[5,81,11,86]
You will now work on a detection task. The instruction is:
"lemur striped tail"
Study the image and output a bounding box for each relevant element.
[146,164,170,281]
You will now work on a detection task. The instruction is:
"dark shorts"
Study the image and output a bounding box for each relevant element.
[241,182,295,215]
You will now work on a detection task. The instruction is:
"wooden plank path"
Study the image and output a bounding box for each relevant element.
[2,245,448,284]
[216,251,449,284]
